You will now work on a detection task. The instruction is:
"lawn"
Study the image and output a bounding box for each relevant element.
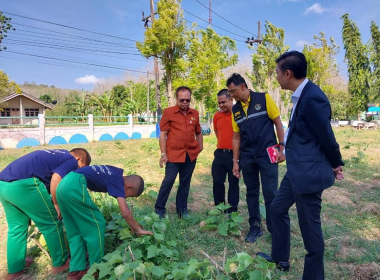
[0,127,379,280]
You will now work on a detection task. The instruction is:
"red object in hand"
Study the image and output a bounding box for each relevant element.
[267,144,280,164]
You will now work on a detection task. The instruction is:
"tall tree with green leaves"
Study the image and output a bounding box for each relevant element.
[136,0,187,106]
[183,26,237,112]
[341,13,371,114]
[0,12,15,51]
[369,20,380,102]
[247,21,289,116]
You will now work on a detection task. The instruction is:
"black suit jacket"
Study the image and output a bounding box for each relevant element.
[286,81,344,194]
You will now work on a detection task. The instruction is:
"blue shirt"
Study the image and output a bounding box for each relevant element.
[0,149,78,191]
[74,165,125,198]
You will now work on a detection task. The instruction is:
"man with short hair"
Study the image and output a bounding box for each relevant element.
[227,73,285,243]
[257,51,344,280]
[155,86,203,218]
[0,148,91,280]
[212,89,240,212]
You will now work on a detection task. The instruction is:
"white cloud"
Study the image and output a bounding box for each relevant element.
[304,3,327,15]
[296,40,310,48]
[74,75,100,85]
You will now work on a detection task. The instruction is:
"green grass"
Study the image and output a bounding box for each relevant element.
[0,127,379,279]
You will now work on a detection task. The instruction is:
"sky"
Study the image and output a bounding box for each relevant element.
[0,0,379,90]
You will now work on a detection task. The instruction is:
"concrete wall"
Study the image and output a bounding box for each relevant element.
[0,114,211,149]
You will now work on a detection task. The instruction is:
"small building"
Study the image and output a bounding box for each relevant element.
[0,91,53,125]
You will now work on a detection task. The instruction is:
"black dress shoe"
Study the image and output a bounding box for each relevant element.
[256,252,290,272]
[245,227,263,243]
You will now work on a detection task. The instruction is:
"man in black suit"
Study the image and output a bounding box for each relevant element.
[257,51,344,280]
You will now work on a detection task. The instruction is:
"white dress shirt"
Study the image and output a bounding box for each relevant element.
[284,78,309,146]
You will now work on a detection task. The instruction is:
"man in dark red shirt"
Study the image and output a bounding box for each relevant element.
[155,86,203,218]
[212,89,240,213]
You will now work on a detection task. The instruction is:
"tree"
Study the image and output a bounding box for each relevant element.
[90,92,115,121]
[136,0,187,106]
[180,26,238,112]
[67,91,90,117]
[111,84,128,107]
[0,71,21,108]
[369,20,380,102]
[39,94,53,103]
[341,13,371,115]
[0,12,15,51]
[247,21,289,116]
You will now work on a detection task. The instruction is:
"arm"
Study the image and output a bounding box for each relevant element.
[117,197,153,236]
[272,116,285,163]
[232,132,241,178]
[304,95,344,176]
[159,131,168,168]
[50,172,62,220]
[196,132,203,152]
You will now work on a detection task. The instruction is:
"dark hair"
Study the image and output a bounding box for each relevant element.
[70,148,91,166]
[275,51,307,79]
[128,175,145,196]
[226,73,248,88]
[175,86,192,98]
[217,89,231,98]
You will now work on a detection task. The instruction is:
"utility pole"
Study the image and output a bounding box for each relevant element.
[147,70,150,117]
[150,0,162,117]
[209,0,212,25]
[245,21,262,46]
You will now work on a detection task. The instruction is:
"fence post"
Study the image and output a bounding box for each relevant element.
[88,114,94,141]
[128,114,133,135]
[38,114,45,145]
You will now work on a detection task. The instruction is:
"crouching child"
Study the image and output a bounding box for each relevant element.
[56,165,153,280]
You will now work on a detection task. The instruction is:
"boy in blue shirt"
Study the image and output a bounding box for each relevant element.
[56,165,153,280]
[0,148,91,280]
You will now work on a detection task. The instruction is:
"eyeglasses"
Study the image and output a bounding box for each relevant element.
[227,86,240,94]
[179,98,191,103]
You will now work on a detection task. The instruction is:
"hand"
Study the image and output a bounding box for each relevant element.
[135,228,153,236]
[276,151,285,163]
[54,204,62,220]
[159,154,168,168]
[332,166,344,180]
[232,162,241,178]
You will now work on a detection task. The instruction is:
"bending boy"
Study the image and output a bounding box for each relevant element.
[56,165,152,280]
[0,148,91,280]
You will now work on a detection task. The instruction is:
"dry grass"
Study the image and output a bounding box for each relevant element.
[0,127,379,279]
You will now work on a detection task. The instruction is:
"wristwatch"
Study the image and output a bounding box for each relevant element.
[161,153,166,157]
[278,142,285,146]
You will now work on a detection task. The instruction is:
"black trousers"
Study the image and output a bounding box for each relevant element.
[155,153,197,215]
[271,174,324,280]
[211,149,240,213]
[240,158,278,233]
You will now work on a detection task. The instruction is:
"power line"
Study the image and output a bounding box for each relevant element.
[11,31,138,50]
[4,39,143,55]
[4,50,149,73]
[11,22,137,48]
[0,55,123,75]
[182,9,247,39]
[182,18,244,43]
[193,0,257,37]
[3,11,139,42]
[6,36,140,52]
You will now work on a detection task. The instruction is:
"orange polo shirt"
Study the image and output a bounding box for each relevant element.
[213,110,233,150]
[160,106,202,163]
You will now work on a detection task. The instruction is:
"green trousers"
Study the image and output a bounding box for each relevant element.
[56,172,106,272]
[0,178,68,273]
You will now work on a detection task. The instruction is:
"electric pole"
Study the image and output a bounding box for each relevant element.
[147,70,150,117]
[245,21,262,46]
[150,0,162,117]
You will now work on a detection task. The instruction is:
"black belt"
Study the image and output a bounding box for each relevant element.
[217,149,232,152]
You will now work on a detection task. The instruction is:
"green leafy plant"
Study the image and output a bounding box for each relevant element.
[199,204,243,237]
